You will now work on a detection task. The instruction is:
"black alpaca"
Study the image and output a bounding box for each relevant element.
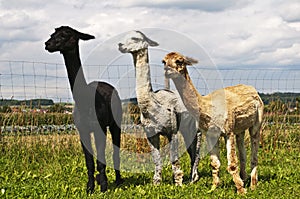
[45,26,123,194]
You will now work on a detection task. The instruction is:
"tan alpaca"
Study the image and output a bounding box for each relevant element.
[162,52,264,194]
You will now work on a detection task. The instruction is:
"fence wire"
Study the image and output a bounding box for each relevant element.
[1,60,300,135]
[0,60,300,103]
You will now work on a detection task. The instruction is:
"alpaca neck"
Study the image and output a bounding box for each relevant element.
[172,72,205,119]
[62,46,88,96]
[132,48,153,106]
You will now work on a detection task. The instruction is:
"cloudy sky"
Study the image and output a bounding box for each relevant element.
[1,0,300,67]
[0,0,300,100]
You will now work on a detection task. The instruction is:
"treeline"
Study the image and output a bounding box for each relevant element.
[1,93,300,112]
[259,92,300,106]
[0,99,73,113]
[0,99,54,107]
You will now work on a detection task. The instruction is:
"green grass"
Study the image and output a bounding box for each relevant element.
[1,125,299,199]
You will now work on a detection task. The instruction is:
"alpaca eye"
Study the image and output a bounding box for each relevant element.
[132,37,140,41]
[162,60,166,65]
[175,60,183,66]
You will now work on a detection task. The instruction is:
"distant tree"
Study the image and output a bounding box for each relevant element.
[48,103,66,113]
[0,99,54,107]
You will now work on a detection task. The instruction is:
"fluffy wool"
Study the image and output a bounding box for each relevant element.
[163,52,264,194]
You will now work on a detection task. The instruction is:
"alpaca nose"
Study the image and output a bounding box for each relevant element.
[118,43,127,53]
[164,67,171,73]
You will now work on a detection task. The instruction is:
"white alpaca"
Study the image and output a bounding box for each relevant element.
[118,31,201,185]
[163,52,264,194]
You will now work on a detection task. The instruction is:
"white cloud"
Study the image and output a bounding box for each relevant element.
[0,0,299,68]
[112,0,250,11]
[0,0,300,100]
[247,43,300,66]
[0,0,45,10]
[274,0,300,22]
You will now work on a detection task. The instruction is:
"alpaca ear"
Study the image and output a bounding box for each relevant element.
[146,37,159,47]
[136,31,159,46]
[78,32,95,40]
[184,56,198,65]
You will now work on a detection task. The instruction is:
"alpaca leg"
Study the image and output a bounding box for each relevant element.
[179,114,200,182]
[147,133,162,185]
[80,133,95,195]
[236,131,247,182]
[94,130,108,192]
[182,130,201,183]
[110,123,123,185]
[169,133,184,186]
[249,125,260,190]
[110,90,123,184]
[193,132,201,181]
[226,132,246,194]
[206,132,221,191]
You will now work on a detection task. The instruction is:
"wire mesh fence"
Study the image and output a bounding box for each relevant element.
[0,60,299,135]
[1,60,300,102]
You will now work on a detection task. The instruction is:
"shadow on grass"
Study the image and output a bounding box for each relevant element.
[107,172,152,191]
[107,168,213,191]
[259,173,277,182]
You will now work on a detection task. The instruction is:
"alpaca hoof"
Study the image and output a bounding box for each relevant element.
[250,184,256,191]
[153,178,161,185]
[86,187,95,195]
[115,178,124,186]
[190,172,199,183]
[100,183,108,192]
[95,174,108,192]
[86,179,95,195]
[250,177,258,190]
[175,182,183,186]
[174,169,184,186]
[250,166,258,190]
[237,187,247,195]
[175,178,183,186]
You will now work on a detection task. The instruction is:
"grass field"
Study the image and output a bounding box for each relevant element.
[1,122,300,198]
